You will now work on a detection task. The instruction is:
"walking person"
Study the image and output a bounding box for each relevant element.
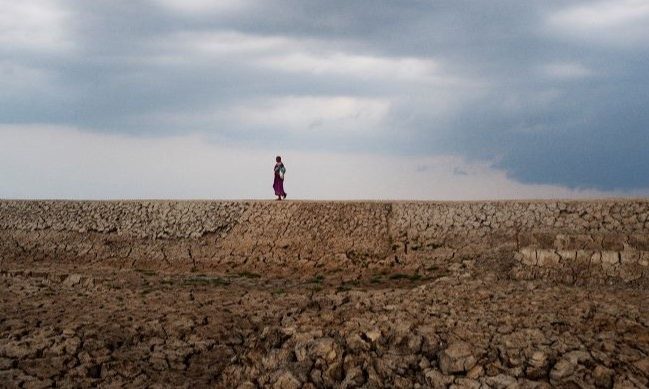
[273,156,287,200]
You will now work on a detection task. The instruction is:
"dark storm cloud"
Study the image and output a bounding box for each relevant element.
[2,0,648,190]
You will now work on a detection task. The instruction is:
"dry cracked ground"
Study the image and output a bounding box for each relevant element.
[1,260,648,388]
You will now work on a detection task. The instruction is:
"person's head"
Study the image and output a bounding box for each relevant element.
[276,156,282,163]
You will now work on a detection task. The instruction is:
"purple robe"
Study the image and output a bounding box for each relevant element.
[273,164,286,197]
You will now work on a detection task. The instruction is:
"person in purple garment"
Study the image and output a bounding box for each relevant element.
[273,156,287,200]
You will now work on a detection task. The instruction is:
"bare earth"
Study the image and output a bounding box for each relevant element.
[1,200,649,388]
[1,261,647,388]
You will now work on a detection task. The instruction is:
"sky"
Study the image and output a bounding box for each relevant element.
[1,0,648,200]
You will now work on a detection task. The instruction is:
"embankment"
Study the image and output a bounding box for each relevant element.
[1,200,648,285]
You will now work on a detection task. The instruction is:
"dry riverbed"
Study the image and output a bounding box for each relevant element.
[1,261,648,389]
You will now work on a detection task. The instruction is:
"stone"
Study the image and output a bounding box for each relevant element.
[600,251,620,265]
[549,359,575,382]
[341,366,365,387]
[423,368,454,388]
[537,251,560,267]
[63,274,82,287]
[439,341,477,374]
[345,334,370,352]
[452,377,481,389]
[526,351,549,379]
[273,371,300,389]
[564,350,591,365]
[466,365,484,379]
[557,250,576,262]
[593,365,614,388]
[484,374,517,389]
[519,248,537,266]
[620,250,638,264]
[591,252,602,264]
[633,358,649,375]
[323,362,344,386]
[309,337,339,362]
[365,329,381,343]
[639,253,649,267]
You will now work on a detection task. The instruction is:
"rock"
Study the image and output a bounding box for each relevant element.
[518,378,552,389]
[601,251,620,265]
[419,326,441,357]
[620,250,638,264]
[262,349,288,371]
[466,365,484,379]
[261,326,286,349]
[439,341,477,374]
[526,351,549,379]
[323,361,344,386]
[639,255,649,267]
[341,366,365,387]
[549,359,575,382]
[345,334,370,352]
[405,334,423,354]
[484,374,518,389]
[593,365,614,388]
[365,329,381,343]
[529,351,547,367]
[452,377,481,389]
[63,274,82,287]
[309,337,339,362]
[273,370,300,389]
[613,374,647,388]
[423,368,454,389]
[564,350,591,365]
[519,248,537,266]
[633,357,649,374]
[537,251,560,267]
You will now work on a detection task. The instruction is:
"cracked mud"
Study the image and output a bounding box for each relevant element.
[1,262,647,388]
[1,200,648,388]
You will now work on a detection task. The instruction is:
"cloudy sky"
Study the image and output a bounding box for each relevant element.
[1,0,648,200]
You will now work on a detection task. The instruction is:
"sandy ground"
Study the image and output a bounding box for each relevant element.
[1,260,648,388]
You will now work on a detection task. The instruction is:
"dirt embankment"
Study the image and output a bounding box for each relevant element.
[1,200,648,388]
[1,200,648,284]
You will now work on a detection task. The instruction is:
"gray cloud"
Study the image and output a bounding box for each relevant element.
[1,0,648,192]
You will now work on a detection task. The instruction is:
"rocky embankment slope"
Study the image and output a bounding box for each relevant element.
[1,200,648,284]
[1,200,648,387]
